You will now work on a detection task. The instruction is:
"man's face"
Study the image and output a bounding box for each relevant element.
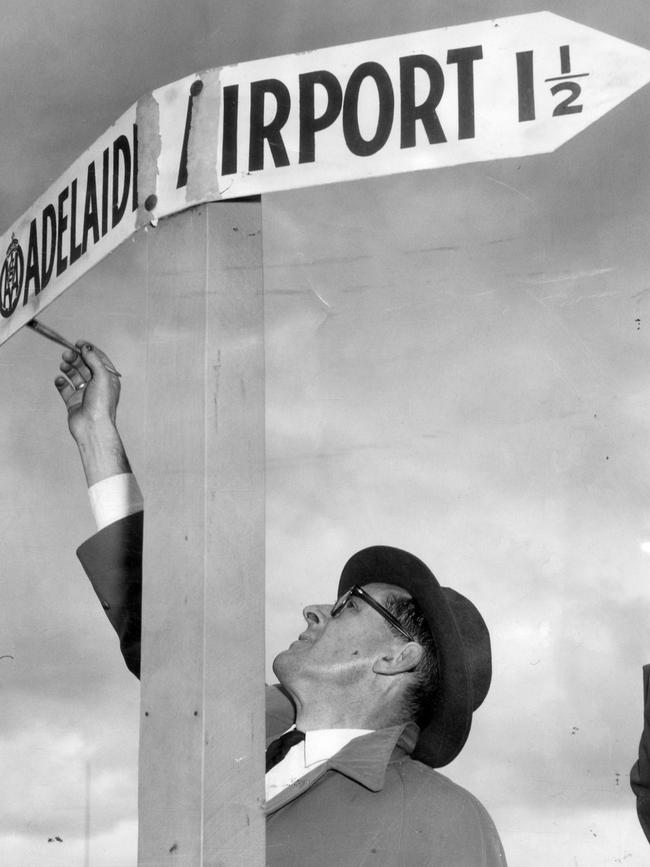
[272,582,410,690]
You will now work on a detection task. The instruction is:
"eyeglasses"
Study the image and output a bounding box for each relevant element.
[330,584,415,642]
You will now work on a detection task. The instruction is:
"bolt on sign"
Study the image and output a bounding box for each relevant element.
[1,11,649,345]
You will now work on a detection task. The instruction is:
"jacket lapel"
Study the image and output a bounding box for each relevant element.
[264,723,418,817]
[265,761,331,815]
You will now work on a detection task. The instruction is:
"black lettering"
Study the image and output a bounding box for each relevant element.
[177,93,193,188]
[249,79,291,171]
[41,205,56,290]
[343,62,394,157]
[551,81,583,116]
[560,45,571,75]
[299,71,342,164]
[177,83,203,187]
[112,134,131,228]
[69,179,83,265]
[101,147,109,236]
[221,85,239,175]
[132,123,138,210]
[82,163,100,253]
[516,51,535,122]
[24,219,40,301]
[176,94,194,190]
[400,55,446,148]
[447,45,483,140]
[56,187,69,277]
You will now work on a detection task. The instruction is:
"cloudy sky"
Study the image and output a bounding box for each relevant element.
[1,0,650,865]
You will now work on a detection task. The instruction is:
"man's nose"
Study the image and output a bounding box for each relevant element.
[302,603,332,624]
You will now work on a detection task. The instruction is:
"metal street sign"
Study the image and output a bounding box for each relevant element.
[1,11,649,345]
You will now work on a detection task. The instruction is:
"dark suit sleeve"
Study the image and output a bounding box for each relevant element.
[631,665,650,843]
[76,512,143,679]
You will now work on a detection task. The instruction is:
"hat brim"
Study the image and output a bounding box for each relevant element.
[338,545,476,767]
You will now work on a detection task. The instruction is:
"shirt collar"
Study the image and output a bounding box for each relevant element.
[264,722,420,816]
[303,728,372,767]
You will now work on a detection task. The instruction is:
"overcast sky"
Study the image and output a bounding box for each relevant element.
[1,1,650,865]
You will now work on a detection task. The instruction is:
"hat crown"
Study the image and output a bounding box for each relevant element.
[440,587,492,712]
[339,545,492,767]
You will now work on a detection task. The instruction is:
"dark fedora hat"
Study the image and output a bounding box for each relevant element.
[338,545,491,768]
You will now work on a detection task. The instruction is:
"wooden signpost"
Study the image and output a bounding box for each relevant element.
[1,11,649,866]
[140,202,265,865]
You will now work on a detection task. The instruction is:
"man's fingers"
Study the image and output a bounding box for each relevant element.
[59,360,88,390]
[54,375,77,406]
[61,347,79,365]
[62,347,92,380]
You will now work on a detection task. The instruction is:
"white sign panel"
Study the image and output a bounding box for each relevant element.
[0,106,137,343]
[197,11,650,199]
[1,12,649,345]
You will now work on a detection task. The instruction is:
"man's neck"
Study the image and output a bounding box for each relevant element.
[289,685,388,732]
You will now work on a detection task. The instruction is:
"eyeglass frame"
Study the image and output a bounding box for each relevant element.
[330,584,416,642]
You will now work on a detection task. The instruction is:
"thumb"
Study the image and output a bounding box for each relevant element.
[76,341,115,377]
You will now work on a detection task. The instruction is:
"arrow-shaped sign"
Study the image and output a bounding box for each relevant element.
[187,10,650,198]
[1,12,649,345]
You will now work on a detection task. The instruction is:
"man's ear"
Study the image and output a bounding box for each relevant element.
[372,642,423,676]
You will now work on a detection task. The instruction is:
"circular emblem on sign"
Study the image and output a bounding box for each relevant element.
[0,236,24,319]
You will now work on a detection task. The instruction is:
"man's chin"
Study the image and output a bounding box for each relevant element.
[272,645,302,681]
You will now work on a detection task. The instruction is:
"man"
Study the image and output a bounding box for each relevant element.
[631,666,650,843]
[55,341,507,866]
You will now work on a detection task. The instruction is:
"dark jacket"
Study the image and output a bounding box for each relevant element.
[77,513,507,866]
[631,665,650,843]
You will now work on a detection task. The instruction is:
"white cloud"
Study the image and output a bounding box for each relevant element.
[0,719,137,839]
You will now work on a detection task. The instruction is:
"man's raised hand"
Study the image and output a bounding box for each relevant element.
[54,342,120,440]
[54,342,130,485]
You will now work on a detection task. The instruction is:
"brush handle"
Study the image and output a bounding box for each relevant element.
[27,319,122,378]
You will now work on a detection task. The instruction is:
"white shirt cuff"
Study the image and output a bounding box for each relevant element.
[88,473,144,531]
